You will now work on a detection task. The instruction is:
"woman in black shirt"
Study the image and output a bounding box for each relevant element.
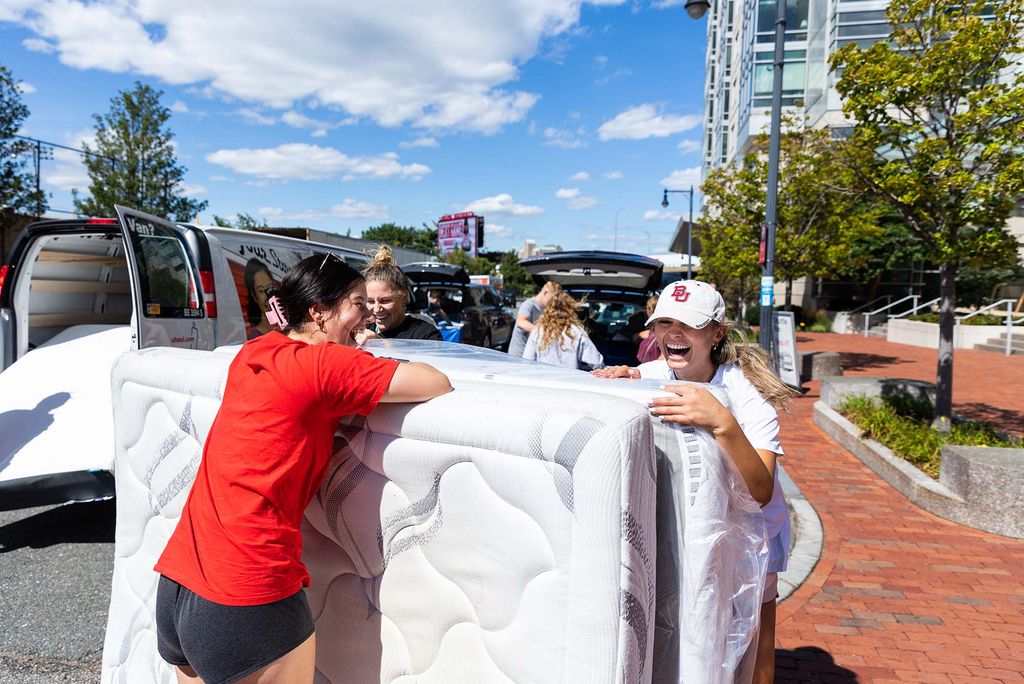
[363,246,442,341]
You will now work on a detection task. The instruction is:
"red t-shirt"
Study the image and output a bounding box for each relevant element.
[155,332,399,606]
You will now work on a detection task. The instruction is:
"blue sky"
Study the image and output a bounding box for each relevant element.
[1,0,707,255]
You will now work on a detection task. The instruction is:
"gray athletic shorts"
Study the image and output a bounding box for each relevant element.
[156,575,314,684]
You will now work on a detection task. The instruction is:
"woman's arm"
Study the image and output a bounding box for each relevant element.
[649,385,774,505]
[523,328,540,360]
[381,362,452,403]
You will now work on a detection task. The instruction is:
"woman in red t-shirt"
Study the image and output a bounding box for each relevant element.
[154,252,452,684]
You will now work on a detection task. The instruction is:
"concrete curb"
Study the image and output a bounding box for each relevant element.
[812,400,965,504]
[777,464,823,603]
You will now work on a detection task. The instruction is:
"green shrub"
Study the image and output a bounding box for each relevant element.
[908,312,1021,326]
[806,309,834,332]
[838,395,1021,478]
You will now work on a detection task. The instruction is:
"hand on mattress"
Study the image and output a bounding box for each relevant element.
[354,327,380,347]
[648,384,732,432]
[590,365,640,379]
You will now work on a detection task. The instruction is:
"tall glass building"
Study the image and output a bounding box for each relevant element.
[702,0,891,178]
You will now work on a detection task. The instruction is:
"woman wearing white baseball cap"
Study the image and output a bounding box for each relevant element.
[593,279,794,684]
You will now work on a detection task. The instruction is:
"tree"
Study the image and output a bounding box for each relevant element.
[212,212,269,230]
[441,248,494,275]
[361,222,438,255]
[499,250,535,295]
[75,82,207,221]
[832,0,1024,429]
[0,65,47,228]
[699,116,882,317]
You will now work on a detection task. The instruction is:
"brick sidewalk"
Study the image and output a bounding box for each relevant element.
[775,333,1024,683]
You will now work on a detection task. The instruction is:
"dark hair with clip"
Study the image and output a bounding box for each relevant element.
[264,252,364,332]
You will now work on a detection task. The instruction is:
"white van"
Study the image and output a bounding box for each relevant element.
[0,206,370,509]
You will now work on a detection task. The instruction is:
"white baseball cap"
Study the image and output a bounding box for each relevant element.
[646,280,726,329]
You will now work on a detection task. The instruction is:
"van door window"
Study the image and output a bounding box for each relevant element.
[126,221,203,319]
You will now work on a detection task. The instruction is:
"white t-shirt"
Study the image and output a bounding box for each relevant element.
[637,359,790,572]
[523,324,604,370]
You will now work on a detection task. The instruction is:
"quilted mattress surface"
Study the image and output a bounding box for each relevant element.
[103,341,767,684]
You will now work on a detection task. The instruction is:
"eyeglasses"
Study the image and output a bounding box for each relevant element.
[317,252,343,274]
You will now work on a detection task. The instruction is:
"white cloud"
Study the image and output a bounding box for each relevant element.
[569,171,590,181]
[236,108,277,126]
[485,222,513,236]
[3,1,594,133]
[544,126,586,149]
[659,166,702,190]
[652,0,685,8]
[594,67,632,86]
[42,148,90,191]
[178,182,206,197]
[16,81,36,94]
[206,144,431,181]
[169,100,189,113]
[598,104,701,141]
[330,199,389,219]
[260,199,389,222]
[464,193,543,216]
[555,187,599,210]
[643,209,682,221]
[399,137,440,149]
[602,171,623,179]
[677,139,701,154]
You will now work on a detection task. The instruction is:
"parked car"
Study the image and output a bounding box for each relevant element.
[519,250,664,366]
[400,262,513,349]
[0,205,371,509]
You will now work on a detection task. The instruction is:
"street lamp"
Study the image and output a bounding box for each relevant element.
[661,186,695,279]
[681,0,782,363]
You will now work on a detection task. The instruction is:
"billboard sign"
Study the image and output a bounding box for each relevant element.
[437,212,484,257]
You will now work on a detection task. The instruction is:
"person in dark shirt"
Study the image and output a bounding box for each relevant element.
[363,245,442,341]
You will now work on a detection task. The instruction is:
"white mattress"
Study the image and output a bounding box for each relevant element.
[0,325,132,483]
[102,341,767,684]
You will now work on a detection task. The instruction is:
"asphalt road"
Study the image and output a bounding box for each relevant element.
[0,499,115,683]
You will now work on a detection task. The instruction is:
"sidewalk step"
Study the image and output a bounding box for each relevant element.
[974,342,1024,355]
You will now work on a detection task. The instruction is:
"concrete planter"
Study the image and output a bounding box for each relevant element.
[814,376,1024,539]
[886,318,1011,350]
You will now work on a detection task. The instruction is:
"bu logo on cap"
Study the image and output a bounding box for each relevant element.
[671,284,691,303]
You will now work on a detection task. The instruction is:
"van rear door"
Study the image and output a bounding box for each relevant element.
[115,206,214,351]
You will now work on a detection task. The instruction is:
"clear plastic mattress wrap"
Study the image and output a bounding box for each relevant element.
[102,340,767,684]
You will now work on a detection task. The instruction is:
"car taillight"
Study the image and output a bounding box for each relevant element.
[199,269,217,318]
[86,217,117,224]
[0,264,8,300]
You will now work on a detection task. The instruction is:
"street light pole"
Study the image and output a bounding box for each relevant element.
[661,186,696,279]
[757,0,787,363]
[680,0,781,363]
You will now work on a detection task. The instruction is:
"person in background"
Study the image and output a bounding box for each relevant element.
[244,258,278,339]
[363,245,441,340]
[592,280,794,684]
[522,291,604,370]
[428,290,456,325]
[634,294,662,363]
[507,281,560,357]
[154,252,452,684]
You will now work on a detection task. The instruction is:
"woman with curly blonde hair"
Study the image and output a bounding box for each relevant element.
[522,290,604,370]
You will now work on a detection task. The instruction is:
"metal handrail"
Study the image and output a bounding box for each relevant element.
[862,294,919,337]
[889,297,940,320]
[954,299,1022,356]
[847,295,891,315]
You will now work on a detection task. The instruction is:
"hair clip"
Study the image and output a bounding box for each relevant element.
[266,295,289,329]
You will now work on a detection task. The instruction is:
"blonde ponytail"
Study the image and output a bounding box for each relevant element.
[712,323,796,411]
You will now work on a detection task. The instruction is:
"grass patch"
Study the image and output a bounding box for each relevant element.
[838,394,1021,478]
